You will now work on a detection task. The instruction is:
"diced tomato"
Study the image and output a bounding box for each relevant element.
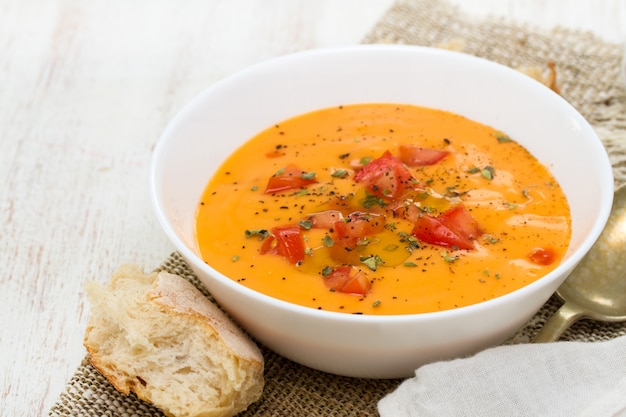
[412,214,473,250]
[259,224,306,264]
[398,145,449,166]
[323,265,351,290]
[340,271,372,295]
[390,201,422,223]
[303,210,344,229]
[323,265,371,296]
[264,164,317,194]
[327,212,386,264]
[332,212,386,249]
[353,151,415,199]
[437,205,483,240]
[527,247,557,265]
[411,205,483,250]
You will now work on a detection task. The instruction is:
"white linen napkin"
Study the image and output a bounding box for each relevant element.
[378,335,626,417]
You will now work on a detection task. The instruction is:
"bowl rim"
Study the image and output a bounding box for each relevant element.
[150,44,614,323]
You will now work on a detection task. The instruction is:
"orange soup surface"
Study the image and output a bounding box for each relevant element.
[195,103,571,315]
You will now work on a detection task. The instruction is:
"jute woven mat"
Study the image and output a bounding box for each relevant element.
[49,0,626,416]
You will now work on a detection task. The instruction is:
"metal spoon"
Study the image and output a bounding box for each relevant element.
[534,184,626,343]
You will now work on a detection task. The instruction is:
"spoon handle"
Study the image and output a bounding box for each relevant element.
[533,302,586,343]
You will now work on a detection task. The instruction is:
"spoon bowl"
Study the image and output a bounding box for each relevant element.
[535,184,626,342]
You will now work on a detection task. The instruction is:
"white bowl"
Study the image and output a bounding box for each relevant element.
[150,45,613,378]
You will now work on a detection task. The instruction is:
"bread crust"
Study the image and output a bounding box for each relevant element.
[83,265,264,417]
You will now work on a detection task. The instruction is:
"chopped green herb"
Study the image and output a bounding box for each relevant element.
[301,171,316,180]
[244,229,269,240]
[503,201,517,210]
[481,166,495,180]
[232,255,240,262]
[383,244,399,252]
[299,220,314,230]
[322,234,334,247]
[398,232,420,250]
[522,188,530,198]
[250,185,259,191]
[275,167,285,175]
[467,166,480,174]
[445,185,466,198]
[403,261,418,267]
[360,156,372,165]
[372,300,382,308]
[483,234,500,244]
[441,251,459,263]
[360,255,384,271]
[321,265,333,277]
[331,169,349,179]
[384,222,397,232]
[361,193,386,209]
[496,133,513,143]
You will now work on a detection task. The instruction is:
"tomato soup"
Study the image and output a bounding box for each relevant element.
[195,103,571,315]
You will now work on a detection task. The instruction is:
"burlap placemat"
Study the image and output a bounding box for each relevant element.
[50,0,626,416]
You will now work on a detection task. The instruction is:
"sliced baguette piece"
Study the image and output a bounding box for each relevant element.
[83,264,264,417]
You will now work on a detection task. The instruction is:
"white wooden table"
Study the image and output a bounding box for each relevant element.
[1,1,624,415]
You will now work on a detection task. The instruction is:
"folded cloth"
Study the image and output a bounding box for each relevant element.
[378,335,626,417]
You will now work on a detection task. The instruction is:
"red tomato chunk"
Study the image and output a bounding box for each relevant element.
[264,164,317,194]
[323,266,371,296]
[353,151,416,199]
[412,205,483,250]
[260,225,306,264]
[527,247,557,265]
[398,145,449,166]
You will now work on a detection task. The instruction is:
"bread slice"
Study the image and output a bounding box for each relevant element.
[83,264,264,417]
